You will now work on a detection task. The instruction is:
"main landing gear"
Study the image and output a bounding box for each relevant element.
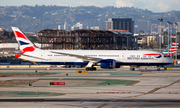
[130,65,136,71]
[130,67,135,71]
[86,67,96,71]
[157,67,160,71]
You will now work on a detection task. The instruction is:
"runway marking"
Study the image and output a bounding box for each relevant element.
[17,102,86,108]
[169,92,180,94]
[98,79,180,108]
[132,85,164,87]
[97,92,131,94]
[67,88,145,94]
[141,71,165,73]
[151,91,180,94]
[42,102,86,108]
[129,81,140,86]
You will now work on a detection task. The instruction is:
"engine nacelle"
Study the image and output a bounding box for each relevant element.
[100,59,116,69]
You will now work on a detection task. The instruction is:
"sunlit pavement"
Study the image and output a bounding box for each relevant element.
[0,67,180,107]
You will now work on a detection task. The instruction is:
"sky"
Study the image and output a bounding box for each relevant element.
[0,0,180,12]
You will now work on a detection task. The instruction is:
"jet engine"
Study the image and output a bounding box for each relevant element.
[100,59,116,69]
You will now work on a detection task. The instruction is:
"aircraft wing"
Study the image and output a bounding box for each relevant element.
[50,51,101,62]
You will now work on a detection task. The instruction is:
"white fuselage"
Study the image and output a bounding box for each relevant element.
[19,49,173,66]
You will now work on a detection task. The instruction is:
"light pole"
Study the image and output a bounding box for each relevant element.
[126,36,128,50]
[175,23,178,65]
[170,22,173,58]
[167,21,170,56]
[158,18,163,52]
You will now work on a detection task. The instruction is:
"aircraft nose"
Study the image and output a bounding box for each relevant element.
[168,58,174,64]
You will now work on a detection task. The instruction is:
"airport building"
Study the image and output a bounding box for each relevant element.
[136,21,148,33]
[38,29,135,50]
[177,22,180,32]
[106,18,134,35]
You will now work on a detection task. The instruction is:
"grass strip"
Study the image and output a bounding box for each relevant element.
[0,91,63,97]
[38,78,139,87]
[0,80,37,87]
[0,73,56,76]
[62,78,138,86]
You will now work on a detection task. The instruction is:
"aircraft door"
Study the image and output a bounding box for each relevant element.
[122,53,126,61]
[40,53,44,62]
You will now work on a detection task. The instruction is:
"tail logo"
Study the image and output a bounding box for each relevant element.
[14,30,29,40]
[144,54,162,58]
[163,41,179,55]
[19,41,30,45]
[12,27,36,58]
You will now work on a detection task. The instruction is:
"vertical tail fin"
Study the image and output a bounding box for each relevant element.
[171,41,179,55]
[11,27,36,54]
[163,41,179,55]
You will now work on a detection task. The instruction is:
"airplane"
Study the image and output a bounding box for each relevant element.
[12,27,173,71]
[163,41,179,56]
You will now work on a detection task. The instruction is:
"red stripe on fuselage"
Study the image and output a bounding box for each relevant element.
[144,54,161,56]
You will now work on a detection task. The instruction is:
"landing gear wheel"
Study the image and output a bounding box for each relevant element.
[157,68,160,71]
[132,68,135,71]
[90,67,94,71]
[86,67,90,71]
[145,68,147,71]
[93,67,96,71]
[86,67,96,71]
[130,67,135,71]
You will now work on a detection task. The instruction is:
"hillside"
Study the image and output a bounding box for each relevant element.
[0,5,180,32]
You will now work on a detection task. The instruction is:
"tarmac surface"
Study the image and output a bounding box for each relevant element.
[0,66,180,107]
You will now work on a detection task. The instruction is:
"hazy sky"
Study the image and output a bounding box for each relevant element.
[1,0,179,12]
